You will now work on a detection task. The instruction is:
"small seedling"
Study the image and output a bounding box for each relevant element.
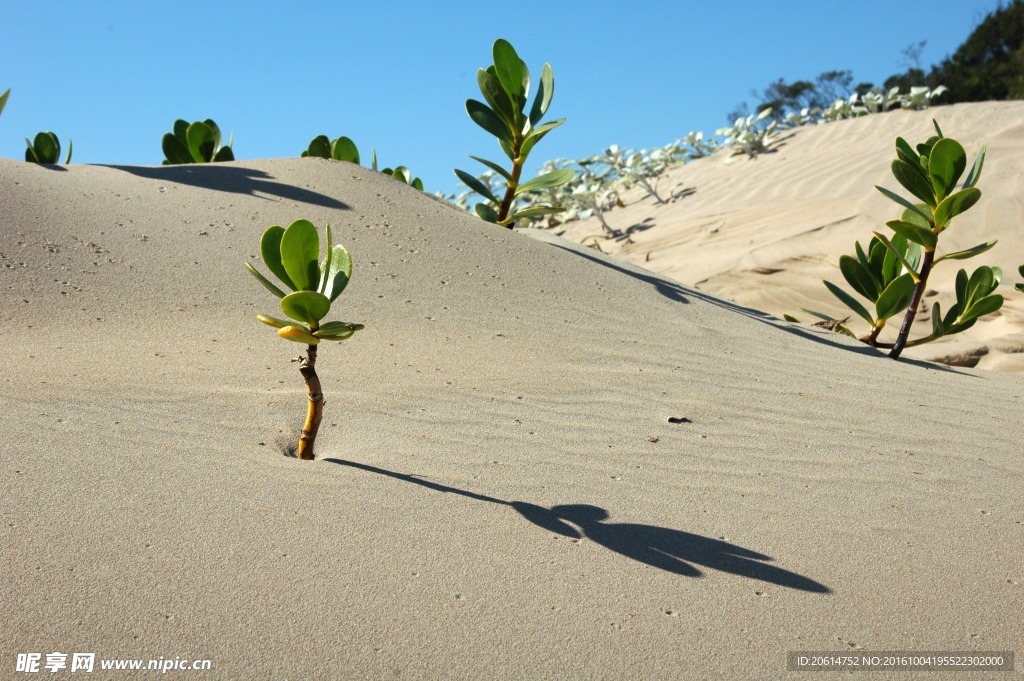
[25,131,72,164]
[302,135,360,163]
[162,119,234,164]
[245,219,364,459]
[455,38,574,227]
[800,121,1002,359]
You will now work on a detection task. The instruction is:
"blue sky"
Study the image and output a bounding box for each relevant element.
[1,1,1004,196]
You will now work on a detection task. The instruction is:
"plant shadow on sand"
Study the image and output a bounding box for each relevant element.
[108,164,350,209]
[325,458,830,593]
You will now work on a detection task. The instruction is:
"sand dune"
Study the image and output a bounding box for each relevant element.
[2,147,1021,679]
[561,101,1024,373]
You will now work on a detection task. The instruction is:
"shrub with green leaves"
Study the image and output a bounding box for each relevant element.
[455,38,574,228]
[25,131,72,164]
[245,219,364,459]
[302,135,360,164]
[162,119,234,164]
[801,121,1002,359]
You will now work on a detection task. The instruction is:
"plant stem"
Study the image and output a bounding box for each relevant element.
[496,159,523,226]
[296,344,323,460]
[889,249,935,360]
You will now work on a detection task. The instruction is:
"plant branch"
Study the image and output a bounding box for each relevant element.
[496,150,524,226]
[296,344,323,460]
[889,249,935,359]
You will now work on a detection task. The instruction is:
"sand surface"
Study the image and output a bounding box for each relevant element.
[560,101,1024,373]
[2,125,1022,680]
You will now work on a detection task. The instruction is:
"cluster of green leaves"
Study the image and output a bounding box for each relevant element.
[455,39,574,228]
[25,131,71,164]
[302,135,424,190]
[302,135,359,163]
[162,119,234,165]
[245,219,363,345]
[800,121,1003,359]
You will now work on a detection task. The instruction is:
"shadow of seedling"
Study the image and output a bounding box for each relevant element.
[109,164,350,210]
[325,458,830,593]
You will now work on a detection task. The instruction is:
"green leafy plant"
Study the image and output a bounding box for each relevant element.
[455,38,574,227]
[25,131,72,164]
[0,88,9,117]
[302,135,360,163]
[245,219,364,459]
[802,121,1002,359]
[162,119,234,164]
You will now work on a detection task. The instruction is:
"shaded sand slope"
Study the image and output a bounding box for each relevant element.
[2,158,1021,679]
[562,101,1024,373]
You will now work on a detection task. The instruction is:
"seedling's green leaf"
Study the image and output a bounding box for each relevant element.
[515,168,575,195]
[477,68,517,129]
[280,219,320,291]
[278,325,320,344]
[29,132,60,164]
[933,119,944,137]
[876,185,933,224]
[872,232,920,283]
[281,290,331,325]
[324,245,353,301]
[839,255,878,301]
[895,137,921,168]
[467,155,513,182]
[892,159,936,206]
[783,313,801,322]
[934,240,997,263]
[259,225,296,291]
[507,205,566,221]
[173,119,189,141]
[256,314,292,329]
[962,146,985,189]
[319,224,333,295]
[934,187,981,229]
[930,302,944,338]
[245,262,287,299]
[186,121,214,162]
[824,280,875,325]
[64,139,72,164]
[520,118,566,160]
[962,294,1003,322]
[475,202,499,223]
[875,273,916,321]
[332,136,359,164]
[493,39,526,104]
[213,146,234,162]
[886,219,937,249]
[529,63,554,126]
[162,133,192,165]
[928,137,966,200]
[466,99,512,144]
[455,168,500,204]
[304,135,331,158]
[316,321,363,336]
[499,138,515,162]
[966,265,1000,304]
[955,268,968,307]
[0,88,9,117]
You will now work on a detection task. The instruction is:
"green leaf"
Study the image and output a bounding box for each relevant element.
[64,138,72,164]
[161,133,192,165]
[839,255,878,301]
[318,224,333,295]
[519,118,566,160]
[466,99,512,144]
[876,185,933,224]
[316,321,363,336]
[529,63,554,126]
[928,138,966,201]
[474,202,498,223]
[323,244,352,301]
[467,155,513,182]
[966,265,1000,301]
[477,68,518,129]
[29,132,60,163]
[280,219,320,291]
[874,273,916,321]
[823,280,875,325]
[962,294,1003,322]
[331,136,359,164]
[886,219,937,250]
[280,290,331,325]
[892,159,936,206]
[930,302,944,338]
[304,135,331,158]
[933,187,981,230]
[499,138,515,162]
[783,313,801,323]
[872,232,920,283]
[259,225,296,291]
[934,240,997,264]
[932,119,944,137]
[213,146,234,162]
[172,119,189,142]
[0,88,9,117]
[506,205,566,222]
[962,146,985,189]
[493,39,526,104]
[515,168,575,196]
[185,121,214,162]
[256,314,292,329]
[245,262,287,298]
[455,168,500,204]
[895,137,920,168]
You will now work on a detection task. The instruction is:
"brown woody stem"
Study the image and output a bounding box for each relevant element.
[496,140,524,227]
[889,249,935,360]
[296,344,323,460]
